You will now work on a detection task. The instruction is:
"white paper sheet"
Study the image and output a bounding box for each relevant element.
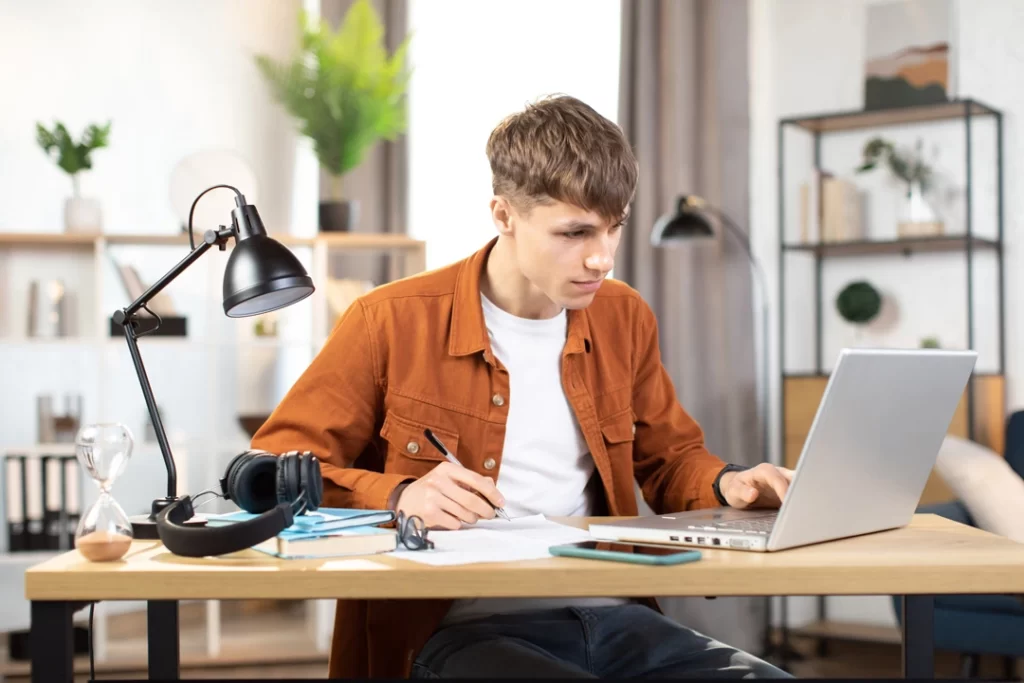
[389,514,593,566]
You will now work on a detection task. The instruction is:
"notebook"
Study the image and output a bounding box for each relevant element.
[253,525,397,559]
[205,507,394,532]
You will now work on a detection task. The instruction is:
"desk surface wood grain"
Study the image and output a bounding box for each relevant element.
[24,514,1024,601]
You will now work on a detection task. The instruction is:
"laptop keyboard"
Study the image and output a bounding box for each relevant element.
[689,514,777,535]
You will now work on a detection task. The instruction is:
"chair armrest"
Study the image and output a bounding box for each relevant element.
[918,500,976,527]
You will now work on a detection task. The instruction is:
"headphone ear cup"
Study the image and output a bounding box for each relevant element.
[229,453,279,513]
[276,453,300,506]
[300,454,323,511]
[223,451,256,500]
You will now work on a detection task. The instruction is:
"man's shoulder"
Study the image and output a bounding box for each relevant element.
[358,259,461,309]
[591,278,652,317]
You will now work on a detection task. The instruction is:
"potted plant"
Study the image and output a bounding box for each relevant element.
[36,120,111,233]
[255,1,411,232]
[855,136,941,238]
[836,280,882,345]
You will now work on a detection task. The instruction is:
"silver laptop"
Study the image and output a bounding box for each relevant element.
[590,348,978,552]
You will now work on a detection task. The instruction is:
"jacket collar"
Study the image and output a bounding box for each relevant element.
[449,237,592,359]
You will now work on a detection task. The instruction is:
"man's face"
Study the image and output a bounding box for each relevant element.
[494,197,624,311]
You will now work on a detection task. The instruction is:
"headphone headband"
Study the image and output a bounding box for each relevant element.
[156,450,321,558]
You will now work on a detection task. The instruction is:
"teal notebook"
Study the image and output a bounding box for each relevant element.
[205,507,394,533]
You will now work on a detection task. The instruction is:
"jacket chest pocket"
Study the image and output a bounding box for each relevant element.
[380,410,459,478]
[599,409,636,461]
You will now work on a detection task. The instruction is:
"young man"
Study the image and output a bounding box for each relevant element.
[251,95,792,679]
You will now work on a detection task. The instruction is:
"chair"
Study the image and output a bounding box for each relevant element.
[891,411,1024,679]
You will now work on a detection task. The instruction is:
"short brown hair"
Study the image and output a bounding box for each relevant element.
[485,94,638,224]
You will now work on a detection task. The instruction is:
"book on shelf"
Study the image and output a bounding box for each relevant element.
[3,453,79,553]
[798,170,863,244]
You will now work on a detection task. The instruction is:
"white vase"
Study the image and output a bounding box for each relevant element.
[64,196,102,234]
[897,181,942,238]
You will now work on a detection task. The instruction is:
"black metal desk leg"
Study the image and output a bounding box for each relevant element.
[31,600,74,683]
[147,600,180,680]
[901,595,934,679]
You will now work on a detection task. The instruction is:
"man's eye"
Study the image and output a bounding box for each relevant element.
[563,231,586,238]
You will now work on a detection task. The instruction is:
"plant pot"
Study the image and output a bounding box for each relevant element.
[897,181,942,238]
[64,196,102,234]
[319,200,359,232]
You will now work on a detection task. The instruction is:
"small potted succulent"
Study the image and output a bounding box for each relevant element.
[36,120,112,233]
[856,136,942,237]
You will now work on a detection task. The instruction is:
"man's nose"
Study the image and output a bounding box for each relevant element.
[585,243,614,272]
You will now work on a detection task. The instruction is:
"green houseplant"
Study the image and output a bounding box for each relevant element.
[255,1,411,231]
[855,136,942,237]
[836,280,882,345]
[36,120,111,233]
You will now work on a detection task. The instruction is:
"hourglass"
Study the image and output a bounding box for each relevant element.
[74,423,134,562]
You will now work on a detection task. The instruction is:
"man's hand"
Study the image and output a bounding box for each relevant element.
[719,463,794,509]
[393,462,506,530]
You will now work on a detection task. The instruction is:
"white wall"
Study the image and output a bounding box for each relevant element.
[0,0,312,489]
[406,0,622,271]
[751,0,1023,629]
[0,0,307,235]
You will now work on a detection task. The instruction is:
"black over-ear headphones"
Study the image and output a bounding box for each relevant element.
[156,450,323,558]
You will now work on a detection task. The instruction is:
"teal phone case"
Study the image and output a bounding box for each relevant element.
[549,543,703,566]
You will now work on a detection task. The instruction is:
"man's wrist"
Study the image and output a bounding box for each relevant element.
[712,464,749,506]
[387,480,413,511]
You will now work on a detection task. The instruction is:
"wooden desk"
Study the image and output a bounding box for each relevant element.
[25,514,1024,681]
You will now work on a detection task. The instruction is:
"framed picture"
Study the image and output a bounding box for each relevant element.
[864,0,955,110]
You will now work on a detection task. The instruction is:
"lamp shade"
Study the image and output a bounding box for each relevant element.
[650,195,715,247]
[222,235,315,317]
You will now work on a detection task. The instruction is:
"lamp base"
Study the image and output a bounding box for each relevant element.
[130,496,208,540]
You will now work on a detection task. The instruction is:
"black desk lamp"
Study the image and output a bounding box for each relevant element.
[114,184,315,539]
[652,195,797,667]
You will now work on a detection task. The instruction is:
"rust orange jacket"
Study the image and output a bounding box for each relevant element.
[251,237,727,678]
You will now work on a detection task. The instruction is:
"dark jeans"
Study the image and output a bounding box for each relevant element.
[412,603,791,679]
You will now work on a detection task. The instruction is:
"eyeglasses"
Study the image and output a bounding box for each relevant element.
[396,511,434,551]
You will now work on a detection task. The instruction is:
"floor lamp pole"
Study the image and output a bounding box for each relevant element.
[704,208,800,668]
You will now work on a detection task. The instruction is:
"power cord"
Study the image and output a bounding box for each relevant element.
[89,602,95,682]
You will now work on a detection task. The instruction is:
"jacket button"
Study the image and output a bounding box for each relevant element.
[492,393,505,407]
[406,441,420,454]
[632,424,637,435]
[483,457,496,470]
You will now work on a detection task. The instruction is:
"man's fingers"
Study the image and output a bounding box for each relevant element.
[437,478,495,520]
[426,507,463,530]
[446,466,506,508]
[434,492,481,526]
[763,468,790,502]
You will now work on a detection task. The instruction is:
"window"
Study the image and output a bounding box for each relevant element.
[407,0,622,270]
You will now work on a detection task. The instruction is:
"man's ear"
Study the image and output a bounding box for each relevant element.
[490,196,515,236]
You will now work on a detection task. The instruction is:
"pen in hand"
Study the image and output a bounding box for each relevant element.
[423,429,511,521]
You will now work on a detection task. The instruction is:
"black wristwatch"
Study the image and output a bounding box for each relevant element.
[712,464,749,506]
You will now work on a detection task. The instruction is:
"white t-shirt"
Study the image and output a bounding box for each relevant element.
[440,293,628,625]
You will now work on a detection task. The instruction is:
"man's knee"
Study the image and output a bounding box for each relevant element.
[732,651,794,679]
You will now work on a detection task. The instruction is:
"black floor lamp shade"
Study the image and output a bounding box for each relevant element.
[651,195,715,245]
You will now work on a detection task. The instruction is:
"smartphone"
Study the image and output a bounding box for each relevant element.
[549,540,702,566]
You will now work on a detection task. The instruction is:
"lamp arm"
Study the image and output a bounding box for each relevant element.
[112,228,234,502]
[703,205,772,469]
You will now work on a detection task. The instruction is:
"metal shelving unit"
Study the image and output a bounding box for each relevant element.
[774,98,1005,661]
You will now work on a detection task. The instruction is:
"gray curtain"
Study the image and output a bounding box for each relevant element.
[321,0,409,283]
[618,0,765,655]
